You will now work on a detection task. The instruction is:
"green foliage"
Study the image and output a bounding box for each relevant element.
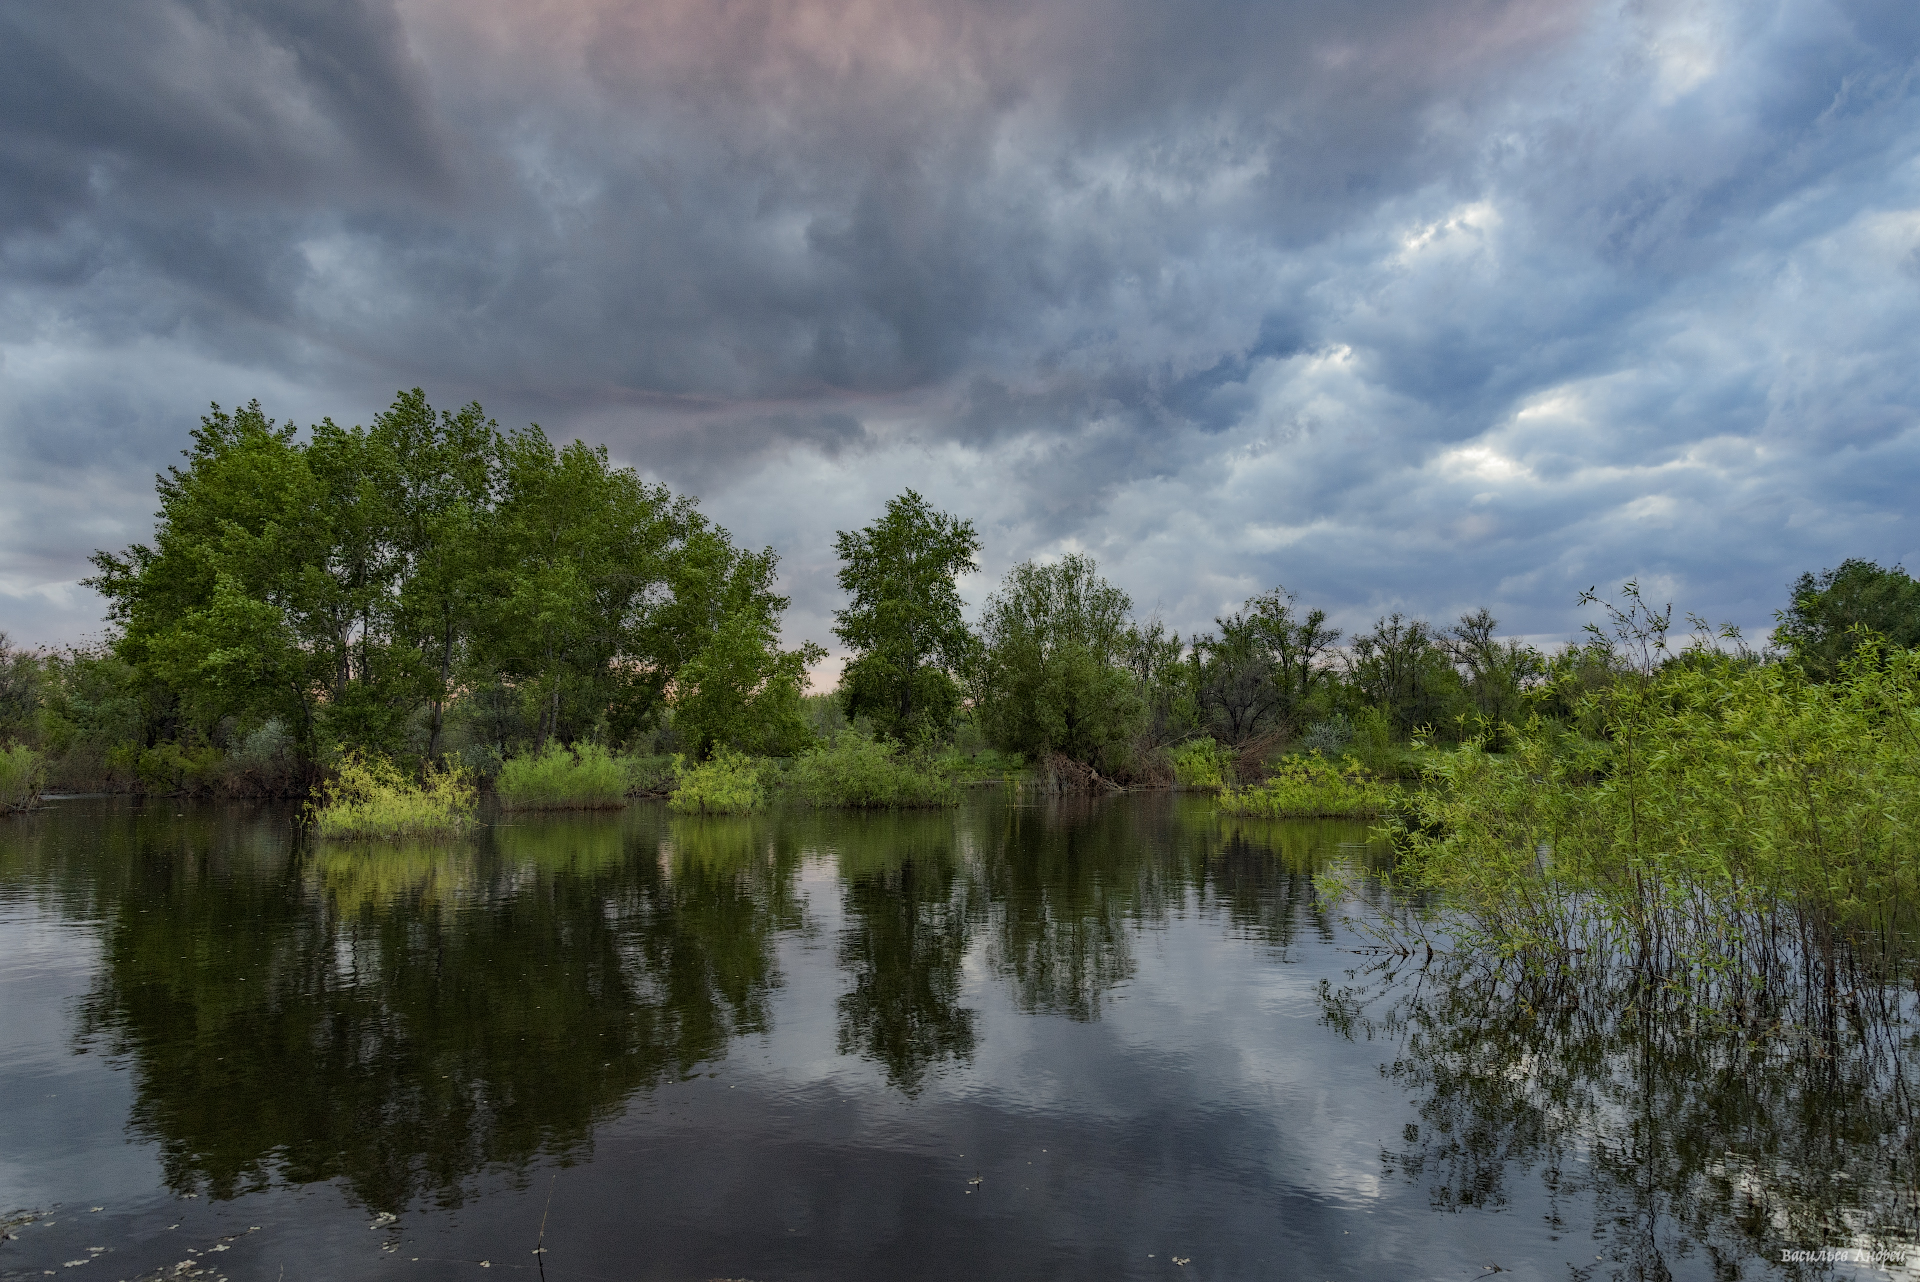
[620,753,680,797]
[974,554,1142,770]
[1219,754,1391,818]
[0,745,47,812]
[1773,558,1920,681]
[495,743,629,810]
[667,748,767,814]
[932,746,1025,782]
[787,732,958,809]
[1344,613,1468,738]
[86,392,825,779]
[1398,643,1920,998]
[661,529,825,759]
[310,752,477,840]
[833,489,981,746]
[1169,737,1235,790]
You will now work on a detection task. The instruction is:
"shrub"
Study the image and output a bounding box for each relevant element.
[1219,753,1392,818]
[496,742,628,810]
[787,732,958,808]
[1169,737,1235,790]
[620,753,679,797]
[0,744,47,812]
[311,752,477,840]
[668,748,767,814]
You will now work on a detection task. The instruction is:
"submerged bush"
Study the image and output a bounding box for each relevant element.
[1219,753,1391,818]
[1169,737,1235,790]
[1396,643,1920,1016]
[0,744,47,812]
[311,752,477,840]
[668,748,767,814]
[787,731,957,808]
[496,743,628,810]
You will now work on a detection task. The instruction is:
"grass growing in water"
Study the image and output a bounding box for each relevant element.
[1219,753,1391,818]
[0,745,47,813]
[668,748,767,814]
[1170,737,1235,790]
[311,752,477,840]
[496,743,628,810]
[788,731,957,808]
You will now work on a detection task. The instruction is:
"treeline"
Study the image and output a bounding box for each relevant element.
[1,387,1916,799]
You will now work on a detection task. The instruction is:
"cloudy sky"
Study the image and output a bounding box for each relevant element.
[4,0,1917,668]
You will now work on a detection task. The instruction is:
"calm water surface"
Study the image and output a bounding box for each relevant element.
[1,792,1913,1280]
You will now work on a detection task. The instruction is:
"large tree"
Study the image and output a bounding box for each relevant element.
[1773,560,1920,681]
[973,554,1140,769]
[832,490,980,745]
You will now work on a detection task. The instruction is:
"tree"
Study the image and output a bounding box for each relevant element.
[974,554,1141,769]
[1440,608,1544,736]
[1772,560,1920,681]
[1344,613,1467,736]
[665,528,824,759]
[832,490,981,746]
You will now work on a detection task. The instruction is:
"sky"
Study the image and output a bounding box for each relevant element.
[3,0,1918,673]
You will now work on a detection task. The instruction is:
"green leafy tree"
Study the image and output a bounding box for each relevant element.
[663,528,825,759]
[831,490,981,746]
[974,554,1141,769]
[1772,559,1920,681]
[1344,613,1468,738]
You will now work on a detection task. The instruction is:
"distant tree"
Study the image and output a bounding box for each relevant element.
[1440,608,1545,735]
[974,554,1141,769]
[0,633,41,745]
[1344,613,1467,736]
[1247,588,1341,734]
[1772,560,1920,681]
[832,490,981,746]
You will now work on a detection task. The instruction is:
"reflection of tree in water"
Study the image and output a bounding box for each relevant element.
[71,807,801,1210]
[1169,805,1371,952]
[1326,957,1920,1279]
[829,812,977,1093]
[980,798,1149,1021]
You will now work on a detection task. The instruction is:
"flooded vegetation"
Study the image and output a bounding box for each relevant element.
[2,792,1915,1280]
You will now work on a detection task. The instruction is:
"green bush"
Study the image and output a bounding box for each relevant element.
[311,752,477,840]
[1169,737,1235,790]
[786,732,958,808]
[1219,753,1391,818]
[495,742,628,810]
[931,746,1024,782]
[667,748,767,814]
[1398,643,1920,994]
[620,752,679,797]
[0,744,47,812]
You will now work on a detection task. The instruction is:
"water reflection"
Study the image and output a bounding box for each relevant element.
[63,807,796,1209]
[830,812,978,1092]
[1328,957,1920,1276]
[12,789,1912,1275]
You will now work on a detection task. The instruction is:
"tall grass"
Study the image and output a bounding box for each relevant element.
[0,744,47,812]
[787,732,957,808]
[1169,737,1234,790]
[1397,643,1920,1026]
[495,743,628,810]
[1219,753,1392,818]
[668,748,767,815]
[310,752,477,840]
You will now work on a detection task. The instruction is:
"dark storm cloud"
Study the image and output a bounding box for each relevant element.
[2,0,1918,654]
